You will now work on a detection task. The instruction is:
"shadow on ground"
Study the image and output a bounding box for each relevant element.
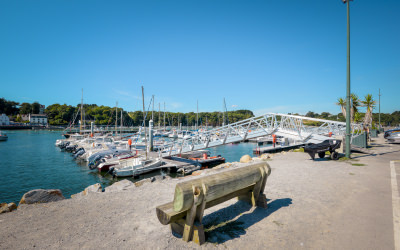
[203,198,292,244]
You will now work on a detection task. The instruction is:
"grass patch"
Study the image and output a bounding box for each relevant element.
[339,157,359,162]
[351,163,366,166]
[349,173,355,175]
[293,148,304,152]
[273,220,284,226]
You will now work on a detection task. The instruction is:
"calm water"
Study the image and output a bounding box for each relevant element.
[0,130,258,204]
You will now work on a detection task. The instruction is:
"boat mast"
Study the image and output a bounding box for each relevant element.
[152,95,154,121]
[115,101,118,136]
[80,89,83,134]
[163,102,166,132]
[120,109,122,136]
[222,98,225,127]
[158,103,161,129]
[142,86,147,159]
[196,100,198,130]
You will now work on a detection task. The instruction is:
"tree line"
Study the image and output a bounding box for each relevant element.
[0,98,254,126]
[1,97,398,127]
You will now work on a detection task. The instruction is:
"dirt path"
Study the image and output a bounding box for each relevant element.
[0,134,399,249]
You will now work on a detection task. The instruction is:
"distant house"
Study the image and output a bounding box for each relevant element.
[20,114,30,122]
[0,114,10,125]
[29,114,48,126]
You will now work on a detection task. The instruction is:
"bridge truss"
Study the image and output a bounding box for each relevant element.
[160,113,363,157]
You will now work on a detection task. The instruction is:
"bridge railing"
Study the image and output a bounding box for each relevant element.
[159,113,363,157]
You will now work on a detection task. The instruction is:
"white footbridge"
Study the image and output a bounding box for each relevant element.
[160,113,363,157]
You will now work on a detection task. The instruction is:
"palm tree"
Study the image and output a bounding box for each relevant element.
[336,97,346,118]
[350,94,361,123]
[353,112,362,123]
[361,94,376,127]
[337,94,361,123]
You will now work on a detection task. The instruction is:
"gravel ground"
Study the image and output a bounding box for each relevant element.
[0,135,399,249]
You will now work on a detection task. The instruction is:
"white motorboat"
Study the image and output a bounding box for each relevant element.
[112,158,163,177]
[0,131,8,141]
[95,153,137,172]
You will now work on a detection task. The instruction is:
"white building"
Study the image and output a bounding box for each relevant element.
[29,114,48,126]
[0,114,10,125]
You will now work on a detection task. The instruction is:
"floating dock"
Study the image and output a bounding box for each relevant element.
[253,143,304,154]
[141,152,200,174]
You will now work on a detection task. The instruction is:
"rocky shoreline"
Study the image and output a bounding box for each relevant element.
[1,153,270,214]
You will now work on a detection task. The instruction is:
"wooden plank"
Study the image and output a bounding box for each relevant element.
[173,162,270,212]
[156,185,256,225]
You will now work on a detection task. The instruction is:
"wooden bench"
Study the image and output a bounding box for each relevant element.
[156,162,271,245]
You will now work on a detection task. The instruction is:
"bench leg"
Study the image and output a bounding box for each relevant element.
[183,204,197,242]
[192,222,205,245]
[256,193,268,208]
[171,219,205,245]
[182,200,207,245]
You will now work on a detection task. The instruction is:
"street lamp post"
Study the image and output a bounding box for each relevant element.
[379,88,381,128]
[343,0,352,158]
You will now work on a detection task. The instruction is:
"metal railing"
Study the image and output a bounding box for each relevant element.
[160,113,363,157]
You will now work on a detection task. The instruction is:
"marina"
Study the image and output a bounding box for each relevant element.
[0,130,256,204]
[1,0,399,248]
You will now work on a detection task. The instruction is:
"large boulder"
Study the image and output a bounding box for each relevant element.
[8,202,17,212]
[71,183,102,198]
[19,189,65,205]
[105,180,134,193]
[240,155,252,163]
[0,203,9,214]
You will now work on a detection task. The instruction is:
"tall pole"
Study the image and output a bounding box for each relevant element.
[379,88,381,128]
[158,103,161,129]
[152,95,154,121]
[196,100,199,130]
[115,101,118,136]
[222,98,225,127]
[120,109,122,136]
[344,0,351,158]
[142,86,147,159]
[163,102,166,131]
[80,89,83,134]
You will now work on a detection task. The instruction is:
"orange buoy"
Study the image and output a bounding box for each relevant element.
[128,139,132,146]
[328,132,333,137]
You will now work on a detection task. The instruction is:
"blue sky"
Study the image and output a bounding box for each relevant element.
[0,0,399,115]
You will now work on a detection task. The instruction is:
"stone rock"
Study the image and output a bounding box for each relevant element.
[19,189,65,205]
[105,180,134,193]
[261,153,271,159]
[153,175,167,182]
[8,202,17,212]
[0,203,10,214]
[71,183,102,198]
[240,155,252,163]
[134,178,151,187]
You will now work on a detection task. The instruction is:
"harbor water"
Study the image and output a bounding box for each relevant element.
[0,130,259,204]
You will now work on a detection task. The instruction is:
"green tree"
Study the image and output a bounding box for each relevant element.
[32,102,41,114]
[361,94,376,127]
[19,103,32,114]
